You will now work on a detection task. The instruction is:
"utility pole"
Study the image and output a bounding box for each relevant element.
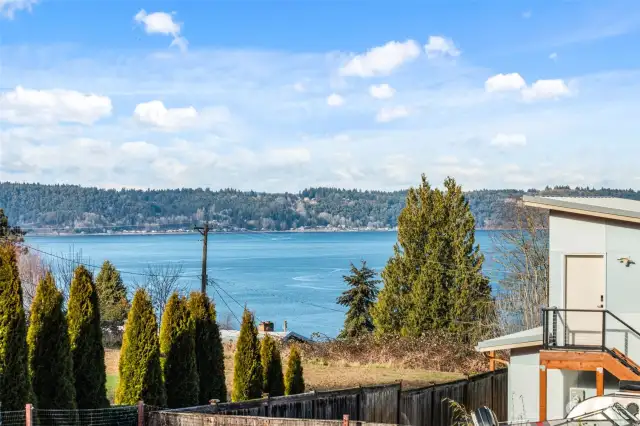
[195,222,211,294]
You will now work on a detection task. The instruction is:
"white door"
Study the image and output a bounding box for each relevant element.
[565,255,605,346]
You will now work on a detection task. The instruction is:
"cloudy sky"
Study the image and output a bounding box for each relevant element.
[1,0,640,192]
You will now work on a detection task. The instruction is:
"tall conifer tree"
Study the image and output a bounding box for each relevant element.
[116,289,165,406]
[67,265,109,408]
[160,293,199,408]
[284,345,305,396]
[231,309,262,402]
[373,175,493,340]
[0,244,30,410]
[260,333,284,397]
[337,261,380,339]
[188,292,227,404]
[95,260,129,323]
[28,272,76,409]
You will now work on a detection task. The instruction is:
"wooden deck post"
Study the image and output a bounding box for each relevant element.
[489,350,496,371]
[539,364,547,422]
[596,367,604,396]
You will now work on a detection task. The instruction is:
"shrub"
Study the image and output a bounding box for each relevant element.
[260,333,284,397]
[116,289,165,406]
[67,265,109,408]
[232,309,262,402]
[0,244,30,410]
[28,272,76,409]
[188,292,227,403]
[160,293,199,408]
[284,344,305,396]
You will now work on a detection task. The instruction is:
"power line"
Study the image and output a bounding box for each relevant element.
[211,285,241,326]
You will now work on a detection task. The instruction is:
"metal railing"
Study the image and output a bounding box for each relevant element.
[542,307,640,376]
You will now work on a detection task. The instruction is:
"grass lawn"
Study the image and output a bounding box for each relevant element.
[105,347,462,402]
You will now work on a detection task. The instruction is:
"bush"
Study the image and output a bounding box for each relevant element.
[260,334,284,397]
[116,289,166,406]
[160,293,199,408]
[28,272,76,409]
[0,244,30,410]
[284,344,305,396]
[67,265,109,408]
[232,309,262,402]
[188,292,227,403]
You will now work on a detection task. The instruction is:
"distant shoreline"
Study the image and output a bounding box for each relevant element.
[24,227,503,237]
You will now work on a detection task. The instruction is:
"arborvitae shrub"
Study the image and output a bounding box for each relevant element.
[160,293,199,408]
[232,309,262,402]
[67,265,109,408]
[260,333,284,397]
[284,345,305,396]
[28,272,76,409]
[188,292,227,404]
[0,244,30,410]
[116,289,166,406]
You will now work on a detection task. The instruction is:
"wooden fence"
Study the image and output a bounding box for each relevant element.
[163,369,507,426]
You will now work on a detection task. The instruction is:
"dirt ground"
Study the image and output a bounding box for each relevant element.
[105,347,462,398]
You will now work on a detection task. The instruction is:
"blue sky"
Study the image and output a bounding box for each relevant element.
[2,0,640,191]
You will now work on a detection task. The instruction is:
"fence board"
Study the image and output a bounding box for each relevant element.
[314,388,360,421]
[359,384,401,424]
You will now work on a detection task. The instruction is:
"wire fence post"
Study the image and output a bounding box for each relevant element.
[24,404,32,426]
[137,400,144,426]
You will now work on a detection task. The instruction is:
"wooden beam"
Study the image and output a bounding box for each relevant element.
[489,350,496,371]
[596,367,604,396]
[539,364,547,422]
[540,350,605,371]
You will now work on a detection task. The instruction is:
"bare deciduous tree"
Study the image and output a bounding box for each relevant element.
[49,246,94,303]
[492,198,549,334]
[17,249,47,312]
[133,262,187,320]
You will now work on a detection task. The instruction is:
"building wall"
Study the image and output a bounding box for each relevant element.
[548,212,640,357]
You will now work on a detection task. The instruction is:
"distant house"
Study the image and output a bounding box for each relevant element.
[219,329,311,345]
[476,196,640,422]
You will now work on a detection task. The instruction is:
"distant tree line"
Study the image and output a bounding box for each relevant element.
[4,182,638,232]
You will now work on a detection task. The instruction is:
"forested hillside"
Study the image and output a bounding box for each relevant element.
[2,182,640,233]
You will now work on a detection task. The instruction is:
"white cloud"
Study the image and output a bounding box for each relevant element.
[339,40,421,77]
[485,73,527,92]
[549,52,558,60]
[120,141,160,159]
[326,93,345,107]
[490,133,527,148]
[264,147,311,167]
[436,155,459,165]
[376,106,409,123]
[0,0,36,19]
[134,10,188,52]
[0,86,112,125]
[133,100,198,130]
[369,83,395,99]
[522,79,571,101]
[293,82,306,92]
[424,36,460,58]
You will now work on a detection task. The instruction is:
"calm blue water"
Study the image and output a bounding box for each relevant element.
[25,231,501,337]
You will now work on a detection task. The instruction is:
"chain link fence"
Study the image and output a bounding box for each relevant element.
[0,405,139,426]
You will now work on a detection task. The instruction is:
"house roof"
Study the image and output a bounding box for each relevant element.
[475,326,543,352]
[523,196,640,224]
[220,330,311,344]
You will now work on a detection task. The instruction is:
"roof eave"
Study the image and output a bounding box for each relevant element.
[522,196,640,225]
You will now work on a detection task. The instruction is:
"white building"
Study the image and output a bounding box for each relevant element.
[476,196,640,422]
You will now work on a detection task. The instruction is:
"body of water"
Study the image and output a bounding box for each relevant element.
[25,231,501,337]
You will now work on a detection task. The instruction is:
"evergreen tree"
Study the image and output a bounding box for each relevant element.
[95,260,129,323]
[231,309,262,402]
[116,289,165,406]
[0,244,30,410]
[67,265,109,409]
[188,292,227,404]
[284,345,305,396]
[260,333,284,397]
[372,175,493,340]
[336,261,380,339]
[0,209,25,244]
[160,293,199,408]
[28,272,76,409]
